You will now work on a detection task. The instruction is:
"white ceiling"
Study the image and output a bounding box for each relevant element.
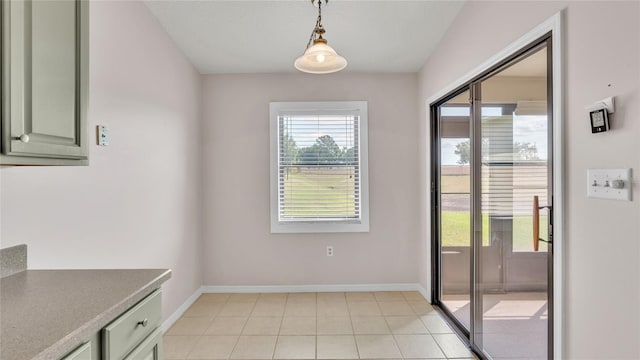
[144,0,466,74]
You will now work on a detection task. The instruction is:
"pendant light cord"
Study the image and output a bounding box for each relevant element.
[304,0,324,51]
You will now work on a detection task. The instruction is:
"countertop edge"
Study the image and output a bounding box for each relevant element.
[0,244,28,279]
[32,269,172,360]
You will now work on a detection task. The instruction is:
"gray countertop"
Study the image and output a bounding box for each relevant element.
[0,269,172,360]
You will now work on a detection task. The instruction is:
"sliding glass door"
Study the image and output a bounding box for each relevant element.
[433,36,553,360]
[437,89,472,331]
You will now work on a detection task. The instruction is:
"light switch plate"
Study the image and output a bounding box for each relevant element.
[587,168,632,201]
[97,125,109,146]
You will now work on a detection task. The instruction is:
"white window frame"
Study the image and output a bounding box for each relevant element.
[269,101,370,233]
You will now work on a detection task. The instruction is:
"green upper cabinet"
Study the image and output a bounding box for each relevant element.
[1,0,88,165]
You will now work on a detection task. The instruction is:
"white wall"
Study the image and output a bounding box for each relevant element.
[0,1,203,321]
[202,73,420,287]
[418,1,640,358]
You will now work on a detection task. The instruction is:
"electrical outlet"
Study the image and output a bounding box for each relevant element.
[326,246,334,257]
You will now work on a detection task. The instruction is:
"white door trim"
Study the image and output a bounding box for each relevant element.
[424,11,564,359]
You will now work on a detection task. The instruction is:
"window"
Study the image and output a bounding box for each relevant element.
[270,101,369,233]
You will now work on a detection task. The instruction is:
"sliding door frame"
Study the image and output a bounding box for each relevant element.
[427,12,564,360]
[430,84,473,341]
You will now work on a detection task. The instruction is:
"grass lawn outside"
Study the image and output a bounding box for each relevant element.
[441,211,548,252]
[281,167,357,218]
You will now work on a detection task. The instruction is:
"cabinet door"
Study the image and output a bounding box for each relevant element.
[1,0,88,163]
[123,328,163,360]
[61,342,91,360]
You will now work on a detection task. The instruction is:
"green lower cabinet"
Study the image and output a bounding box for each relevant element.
[57,290,163,360]
[123,328,163,360]
[60,342,92,360]
[102,290,162,360]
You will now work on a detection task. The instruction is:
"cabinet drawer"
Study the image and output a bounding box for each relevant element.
[102,290,162,360]
[124,327,163,360]
[61,342,91,360]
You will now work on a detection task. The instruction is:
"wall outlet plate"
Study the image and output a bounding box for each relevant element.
[587,168,632,201]
[326,246,334,257]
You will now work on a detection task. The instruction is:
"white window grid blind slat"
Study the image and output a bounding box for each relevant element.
[278,114,361,222]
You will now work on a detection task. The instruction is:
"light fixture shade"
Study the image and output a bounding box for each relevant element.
[294,41,347,74]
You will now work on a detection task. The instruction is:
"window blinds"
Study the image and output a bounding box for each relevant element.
[278,114,360,221]
[481,115,548,217]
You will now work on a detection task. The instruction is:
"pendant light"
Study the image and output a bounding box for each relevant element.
[294,0,347,74]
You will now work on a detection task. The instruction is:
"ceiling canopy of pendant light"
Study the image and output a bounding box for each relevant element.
[294,0,347,74]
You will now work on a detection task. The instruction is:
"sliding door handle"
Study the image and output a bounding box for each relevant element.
[533,196,552,252]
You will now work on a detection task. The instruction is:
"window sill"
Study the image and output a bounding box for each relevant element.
[270,220,370,234]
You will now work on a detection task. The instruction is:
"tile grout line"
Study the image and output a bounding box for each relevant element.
[345,292,361,360]
[430,332,449,359]
[274,294,288,359]
[343,291,353,360]
[183,293,230,359]
[382,296,404,359]
[222,294,240,360]
[182,334,203,360]
[227,293,256,360]
[273,293,290,359]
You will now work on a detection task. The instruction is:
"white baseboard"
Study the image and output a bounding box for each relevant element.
[163,283,430,332]
[162,286,204,333]
[201,283,425,294]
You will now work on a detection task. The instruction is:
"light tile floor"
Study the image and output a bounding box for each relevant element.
[164,291,478,359]
[164,292,475,360]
